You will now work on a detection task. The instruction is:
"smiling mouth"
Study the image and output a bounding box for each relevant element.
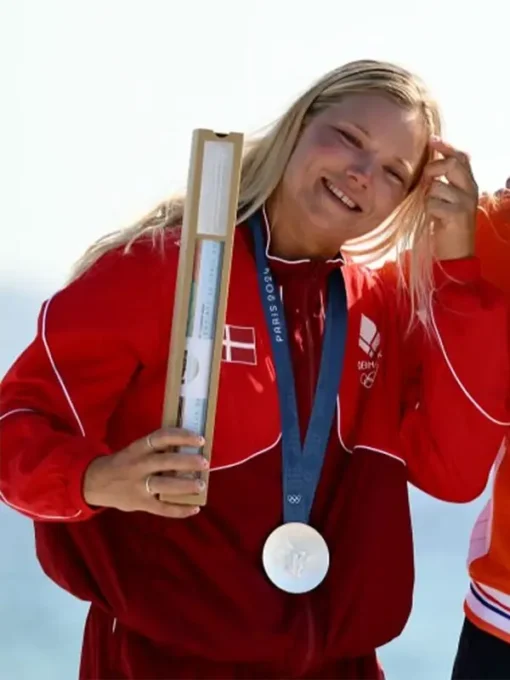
[322,179,362,212]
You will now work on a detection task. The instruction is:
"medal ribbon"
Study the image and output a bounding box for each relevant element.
[249,211,348,524]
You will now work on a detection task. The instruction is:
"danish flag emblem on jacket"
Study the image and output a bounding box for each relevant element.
[222,325,257,365]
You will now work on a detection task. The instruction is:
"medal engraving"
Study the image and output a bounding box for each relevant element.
[262,522,330,594]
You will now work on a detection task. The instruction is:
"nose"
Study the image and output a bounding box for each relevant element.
[346,156,374,189]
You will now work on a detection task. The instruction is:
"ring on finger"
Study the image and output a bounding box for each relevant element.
[146,434,156,452]
[145,474,156,496]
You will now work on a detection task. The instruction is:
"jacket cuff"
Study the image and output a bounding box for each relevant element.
[65,442,111,519]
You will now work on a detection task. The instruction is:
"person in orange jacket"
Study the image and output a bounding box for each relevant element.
[452,179,510,680]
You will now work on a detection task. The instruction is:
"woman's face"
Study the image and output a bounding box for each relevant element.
[274,93,428,254]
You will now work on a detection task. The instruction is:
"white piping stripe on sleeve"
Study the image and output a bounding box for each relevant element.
[353,444,406,466]
[214,397,351,472]
[336,396,352,454]
[41,297,86,437]
[0,406,84,520]
[0,408,36,422]
[211,434,282,471]
[0,299,87,520]
[0,490,81,521]
[429,292,510,426]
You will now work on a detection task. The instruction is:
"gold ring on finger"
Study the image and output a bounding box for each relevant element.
[145,474,155,496]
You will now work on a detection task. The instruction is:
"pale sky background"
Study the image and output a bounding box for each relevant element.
[1,1,509,679]
[2,0,509,290]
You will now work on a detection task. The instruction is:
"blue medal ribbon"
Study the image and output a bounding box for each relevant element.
[249,211,348,524]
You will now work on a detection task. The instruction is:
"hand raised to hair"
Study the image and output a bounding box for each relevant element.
[424,138,478,261]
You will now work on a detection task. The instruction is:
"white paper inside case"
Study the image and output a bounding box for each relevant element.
[180,337,214,400]
[196,140,235,237]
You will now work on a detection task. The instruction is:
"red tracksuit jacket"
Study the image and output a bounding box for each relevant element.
[1,218,509,679]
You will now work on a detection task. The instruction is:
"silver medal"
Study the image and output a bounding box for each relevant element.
[262,522,330,594]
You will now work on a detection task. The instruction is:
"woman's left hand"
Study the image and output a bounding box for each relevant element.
[424,138,479,261]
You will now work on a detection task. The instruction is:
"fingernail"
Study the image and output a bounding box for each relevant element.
[192,507,201,514]
[198,436,205,446]
[201,457,209,468]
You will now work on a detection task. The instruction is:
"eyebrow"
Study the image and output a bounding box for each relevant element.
[350,123,414,176]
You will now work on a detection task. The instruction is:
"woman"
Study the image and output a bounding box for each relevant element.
[452,182,510,680]
[1,60,508,679]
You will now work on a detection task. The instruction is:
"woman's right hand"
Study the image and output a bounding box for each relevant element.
[83,428,208,518]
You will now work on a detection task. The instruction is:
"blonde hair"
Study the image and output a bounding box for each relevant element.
[71,59,441,319]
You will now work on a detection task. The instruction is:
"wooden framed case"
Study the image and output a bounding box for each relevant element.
[160,129,243,505]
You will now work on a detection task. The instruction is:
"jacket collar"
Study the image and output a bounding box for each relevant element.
[259,205,344,282]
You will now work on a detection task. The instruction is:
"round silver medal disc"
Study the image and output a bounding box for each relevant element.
[262,522,330,594]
